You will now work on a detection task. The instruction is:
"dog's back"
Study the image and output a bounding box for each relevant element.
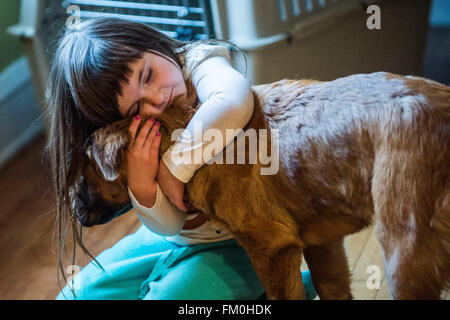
[255,72,450,298]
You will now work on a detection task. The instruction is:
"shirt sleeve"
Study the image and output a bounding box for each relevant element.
[128,183,187,236]
[161,54,254,183]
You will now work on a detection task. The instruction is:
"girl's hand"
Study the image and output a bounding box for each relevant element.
[126,116,161,207]
[157,160,189,212]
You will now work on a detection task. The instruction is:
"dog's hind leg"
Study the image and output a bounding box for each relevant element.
[374,196,449,300]
[372,149,449,299]
[303,240,353,300]
[375,221,447,299]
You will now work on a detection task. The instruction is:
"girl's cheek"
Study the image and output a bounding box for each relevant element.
[178,83,187,97]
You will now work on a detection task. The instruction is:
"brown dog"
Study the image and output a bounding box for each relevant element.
[73,72,450,299]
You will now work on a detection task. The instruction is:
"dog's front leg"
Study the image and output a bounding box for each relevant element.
[236,235,305,300]
[303,240,353,300]
[266,244,305,300]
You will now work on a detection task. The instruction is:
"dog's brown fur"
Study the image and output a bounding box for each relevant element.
[74,72,450,299]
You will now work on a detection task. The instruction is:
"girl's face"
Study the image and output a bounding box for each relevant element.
[117,51,187,118]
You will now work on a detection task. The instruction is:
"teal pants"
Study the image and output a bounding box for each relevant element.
[57,225,316,300]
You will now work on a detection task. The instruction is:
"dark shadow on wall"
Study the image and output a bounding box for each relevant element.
[422,27,450,85]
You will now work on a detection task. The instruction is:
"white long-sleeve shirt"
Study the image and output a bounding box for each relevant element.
[127,43,254,245]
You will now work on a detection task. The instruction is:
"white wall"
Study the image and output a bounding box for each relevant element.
[0,56,44,171]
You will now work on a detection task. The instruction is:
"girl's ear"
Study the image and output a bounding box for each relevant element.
[87,126,128,181]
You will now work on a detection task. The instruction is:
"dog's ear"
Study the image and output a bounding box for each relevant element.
[87,125,128,181]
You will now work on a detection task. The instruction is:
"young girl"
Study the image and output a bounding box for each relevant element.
[46,17,316,300]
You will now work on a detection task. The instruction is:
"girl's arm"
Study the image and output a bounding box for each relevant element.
[128,184,187,236]
[129,48,253,235]
[126,115,187,236]
[161,55,254,183]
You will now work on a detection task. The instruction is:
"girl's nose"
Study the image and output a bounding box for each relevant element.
[142,87,165,108]
[152,88,165,106]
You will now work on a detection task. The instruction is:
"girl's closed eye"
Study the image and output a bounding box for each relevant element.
[130,68,152,116]
[145,68,153,84]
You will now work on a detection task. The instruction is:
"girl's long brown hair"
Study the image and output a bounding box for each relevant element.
[43,16,245,298]
[43,17,186,297]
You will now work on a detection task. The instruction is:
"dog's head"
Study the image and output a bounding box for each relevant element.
[71,119,130,227]
[72,86,198,227]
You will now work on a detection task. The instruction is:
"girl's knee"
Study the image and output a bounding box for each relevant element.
[142,279,235,300]
[141,250,264,300]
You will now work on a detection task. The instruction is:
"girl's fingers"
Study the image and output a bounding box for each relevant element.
[143,120,160,151]
[128,115,142,145]
[149,125,162,157]
[134,117,155,149]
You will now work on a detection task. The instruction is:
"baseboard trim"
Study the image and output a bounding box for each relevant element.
[0,117,44,172]
[0,56,31,105]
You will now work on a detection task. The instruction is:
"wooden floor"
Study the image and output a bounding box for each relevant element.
[0,133,142,299]
[0,133,448,300]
